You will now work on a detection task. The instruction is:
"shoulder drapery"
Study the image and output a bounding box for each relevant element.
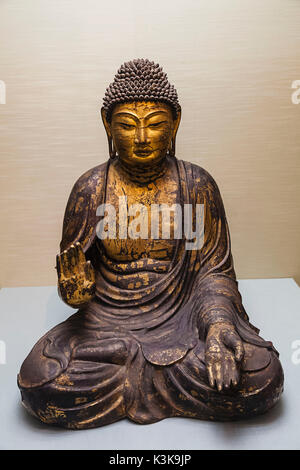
[58,158,276,366]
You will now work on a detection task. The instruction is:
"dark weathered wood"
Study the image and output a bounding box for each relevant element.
[18,60,284,429]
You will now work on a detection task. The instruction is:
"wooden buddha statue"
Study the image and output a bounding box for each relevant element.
[18,59,284,429]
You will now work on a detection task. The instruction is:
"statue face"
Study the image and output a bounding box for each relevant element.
[108,101,177,167]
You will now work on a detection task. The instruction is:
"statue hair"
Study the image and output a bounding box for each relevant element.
[103,59,181,122]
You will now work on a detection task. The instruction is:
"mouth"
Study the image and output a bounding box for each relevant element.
[134,149,153,157]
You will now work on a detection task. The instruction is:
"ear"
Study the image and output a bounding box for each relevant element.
[101,107,117,159]
[101,107,111,139]
[167,109,181,158]
[172,108,181,141]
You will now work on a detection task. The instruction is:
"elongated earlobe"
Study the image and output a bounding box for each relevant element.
[101,107,117,159]
[167,138,176,158]
[108,137,117,159]
[168,109,181,157]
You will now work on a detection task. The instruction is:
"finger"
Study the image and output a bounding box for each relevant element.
[225,358,238,388]
[213,362,223,392]
[231,366,240,388]
[84,261,95,282]
[206,364,216,389]
[223,330,245,362]
[234,341,244,362]
[69,245,77,269]
[63,246,77,275]
[76,242,86,265]
[72,243,79,266]
[61,249,71,276]
[222,361,231,389]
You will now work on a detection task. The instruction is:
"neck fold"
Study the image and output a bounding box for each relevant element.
[115,156,169,184]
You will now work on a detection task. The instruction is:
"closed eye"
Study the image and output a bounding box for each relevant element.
[118,122,135,130]
[148,121,166,128]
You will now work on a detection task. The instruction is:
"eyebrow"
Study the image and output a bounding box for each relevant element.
[114,110,168,121]
[114,112,138,121]
[144,111,168,119]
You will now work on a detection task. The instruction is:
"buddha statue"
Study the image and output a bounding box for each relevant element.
[18,59,284,429]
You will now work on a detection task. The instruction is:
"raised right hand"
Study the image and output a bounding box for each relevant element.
[56,242,96,308]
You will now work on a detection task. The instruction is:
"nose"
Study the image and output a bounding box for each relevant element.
[134,125,150,145]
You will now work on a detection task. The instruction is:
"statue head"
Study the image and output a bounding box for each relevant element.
[101,59,181,169]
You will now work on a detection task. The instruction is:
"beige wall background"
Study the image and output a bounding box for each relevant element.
[0,0,299,287]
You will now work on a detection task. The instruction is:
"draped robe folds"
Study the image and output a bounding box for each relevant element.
[18,158,284,428]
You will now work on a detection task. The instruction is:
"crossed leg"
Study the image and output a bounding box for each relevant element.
[18,322,284,428]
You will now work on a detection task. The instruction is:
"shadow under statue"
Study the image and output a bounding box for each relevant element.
[18,59,284,429]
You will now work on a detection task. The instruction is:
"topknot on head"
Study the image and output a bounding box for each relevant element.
[103,59,181,121]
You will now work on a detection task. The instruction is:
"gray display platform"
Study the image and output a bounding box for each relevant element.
[0,278,299,450]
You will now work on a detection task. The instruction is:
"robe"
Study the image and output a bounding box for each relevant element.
[18,158,284,428]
